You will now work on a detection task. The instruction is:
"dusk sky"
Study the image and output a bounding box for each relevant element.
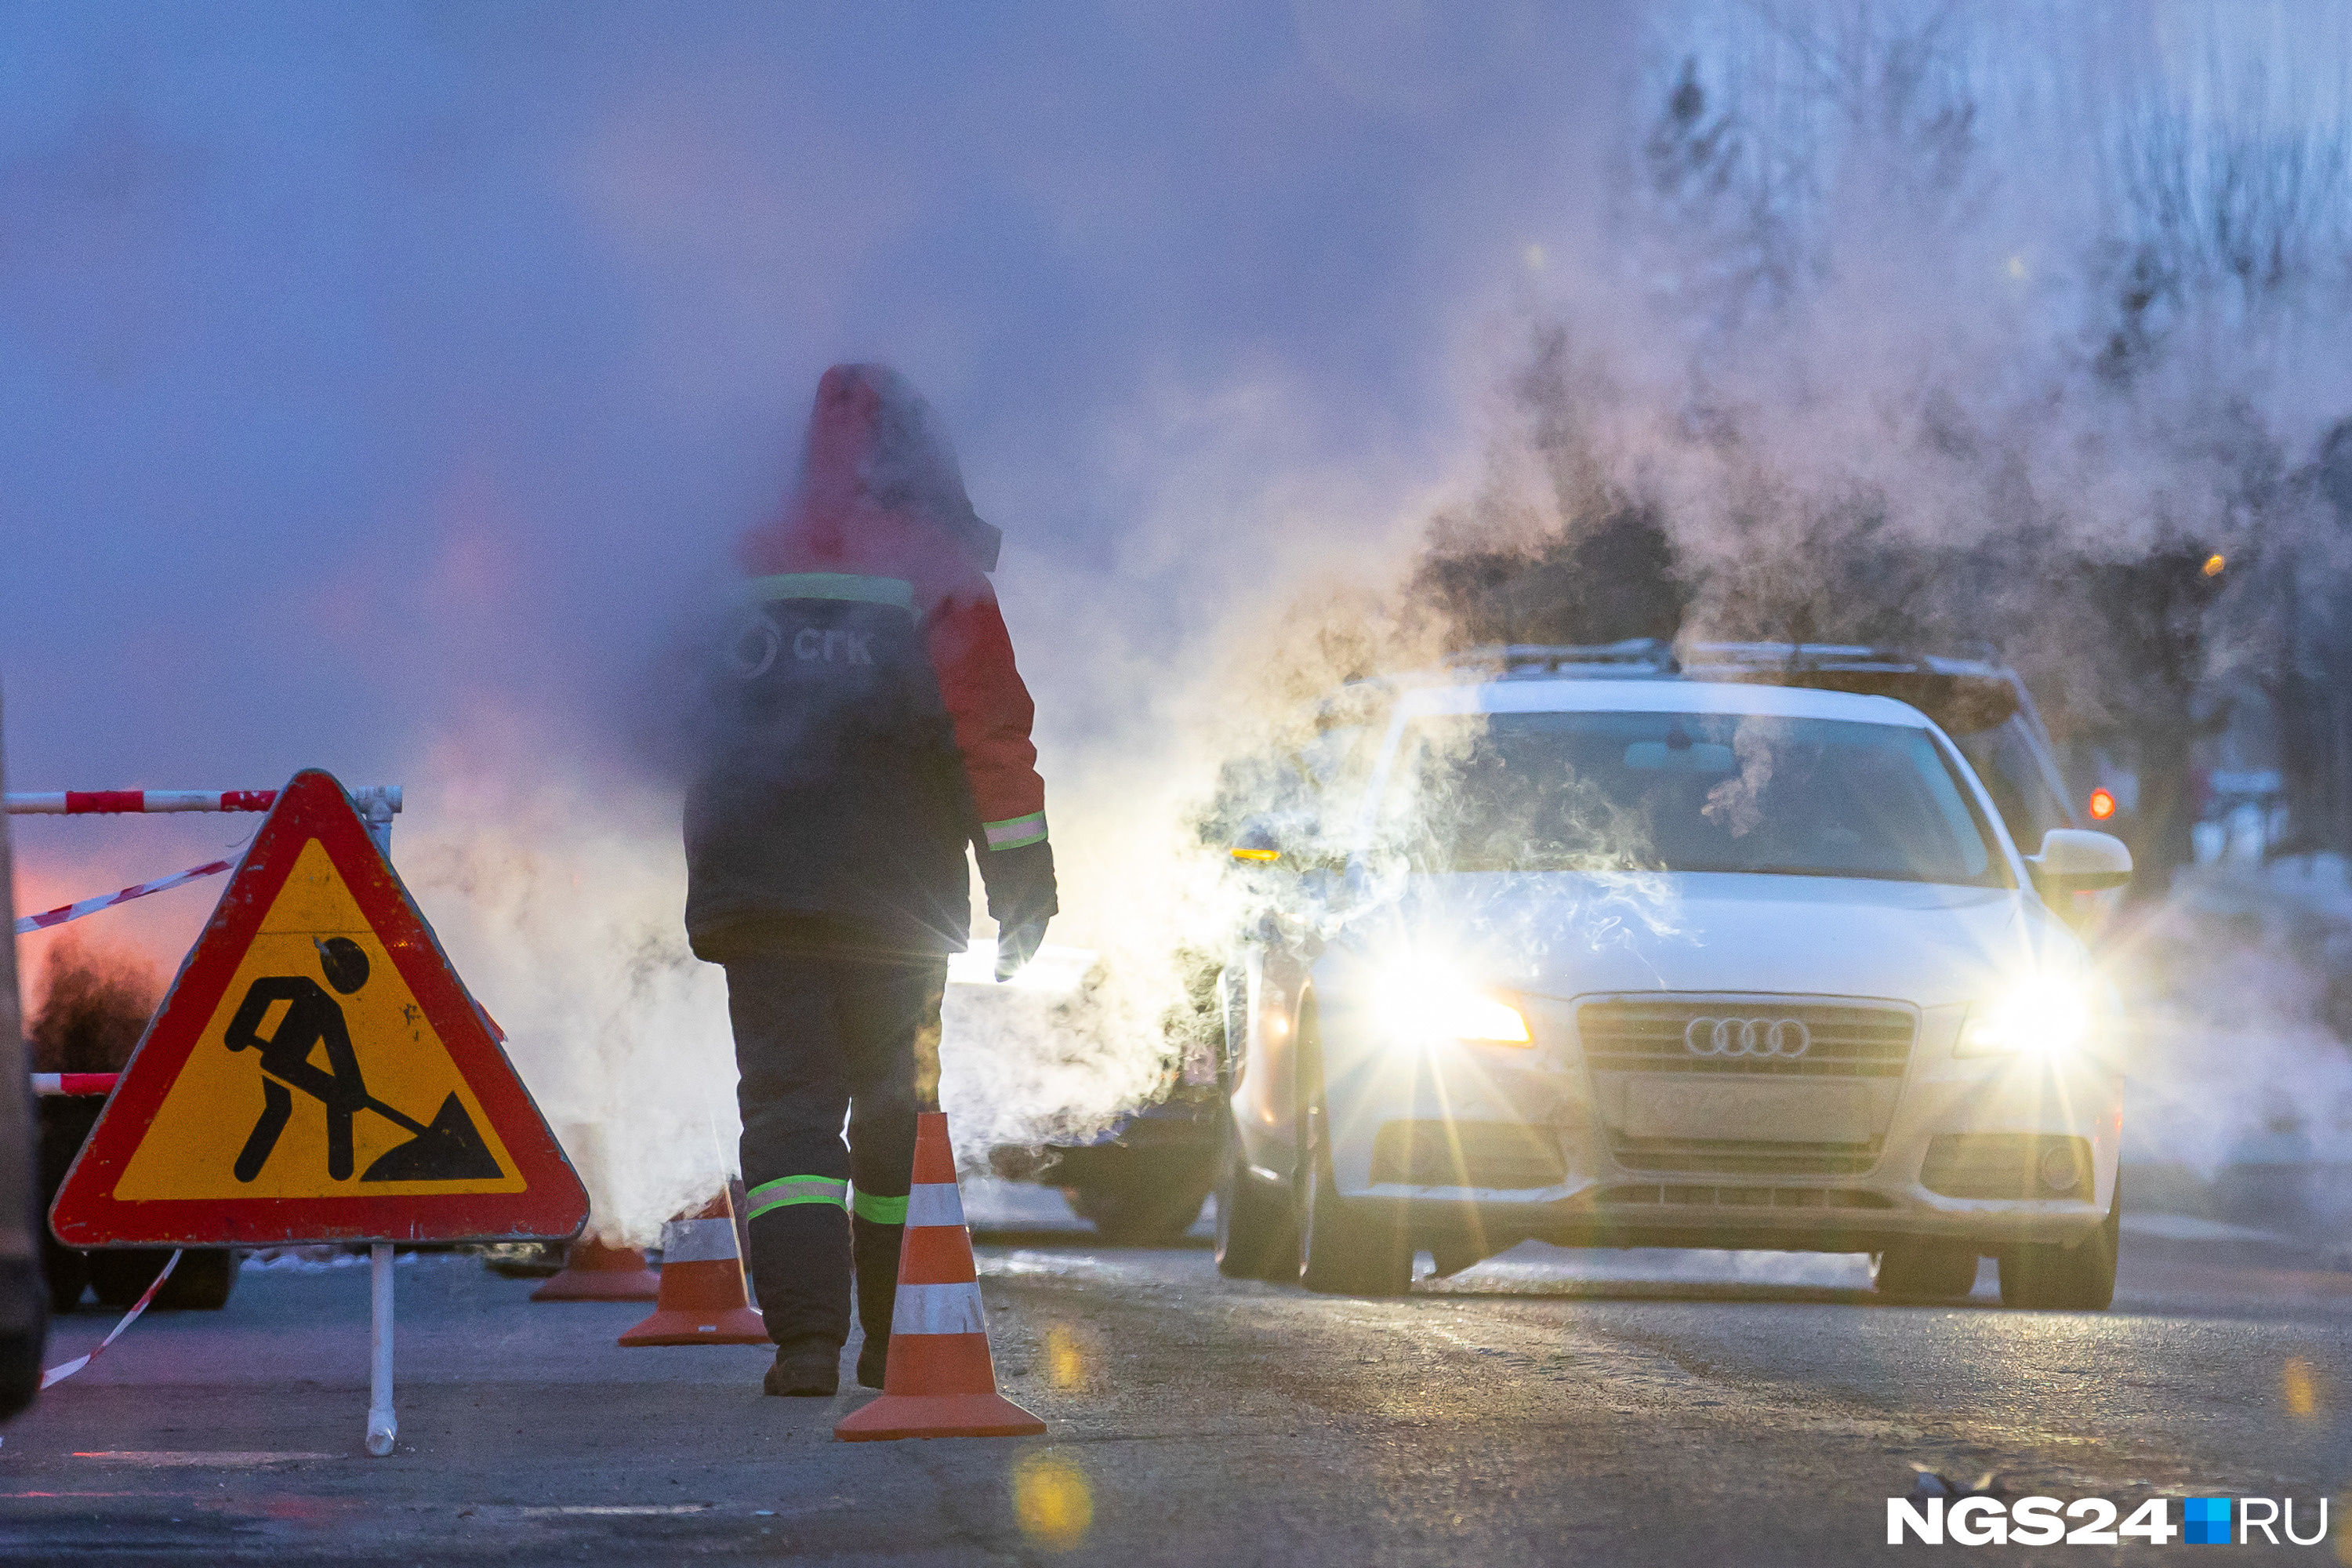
[2,5,1622,775]
[1,5,1641,983]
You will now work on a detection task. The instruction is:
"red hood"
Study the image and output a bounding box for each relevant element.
[738,364,1000,580]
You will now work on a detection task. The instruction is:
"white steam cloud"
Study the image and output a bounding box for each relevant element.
[13,3,2352,1242]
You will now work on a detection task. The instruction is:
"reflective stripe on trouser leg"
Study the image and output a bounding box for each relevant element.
[746,1174,848,1220]
[851,1189,908,1225]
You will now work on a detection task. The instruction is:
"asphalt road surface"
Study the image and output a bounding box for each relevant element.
[5,1203,2350,1565]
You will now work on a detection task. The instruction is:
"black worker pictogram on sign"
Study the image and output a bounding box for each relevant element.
[222,939,499,1185]
[50,769,588,1247]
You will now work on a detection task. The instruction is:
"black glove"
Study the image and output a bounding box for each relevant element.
[979,839,1057,982]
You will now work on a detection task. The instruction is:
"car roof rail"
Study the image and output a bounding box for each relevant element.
[1675,643,2022,733]
[1677,642,2005,680]
[1441,639,1682,677]
[1368,638,2025,735]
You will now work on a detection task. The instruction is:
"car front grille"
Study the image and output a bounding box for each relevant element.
[1577,997,1917,1078]
[1595,1183,1894,1210]
[1607,1137,1882,1176]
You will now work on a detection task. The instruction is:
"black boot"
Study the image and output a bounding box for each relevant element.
[851,1212,902,1389]
[763,1341,840,1397]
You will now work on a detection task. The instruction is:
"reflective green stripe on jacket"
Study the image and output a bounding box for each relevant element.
[742,573,916,612]
[982,811,1047,851]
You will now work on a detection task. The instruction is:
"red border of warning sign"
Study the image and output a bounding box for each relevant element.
[50,770,589,1247]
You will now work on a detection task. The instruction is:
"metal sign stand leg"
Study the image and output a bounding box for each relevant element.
[361,800,401,1459]
[366,1242,396,1457]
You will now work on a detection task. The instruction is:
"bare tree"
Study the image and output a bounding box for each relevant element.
[2088,38,2352,879]
[2096,45,2352,372]
[1413,326,1690,649]
[2265,422,2352,861]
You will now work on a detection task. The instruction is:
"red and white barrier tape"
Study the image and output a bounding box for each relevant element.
[40,1250,182,1390]
[31,1073,119,1096]
[14,859,234,935]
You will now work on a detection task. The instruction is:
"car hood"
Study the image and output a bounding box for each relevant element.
[1327,871,2077,1009]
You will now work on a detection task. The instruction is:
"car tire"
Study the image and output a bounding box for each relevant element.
[1294,1098,1411,1298]
[1068,1179,1213,1246]
[154,1250,240,1312]
[1871,1241,1980,1301]
[1214,1111,1294,1279]
[89,1249,175,1309]
[1999,1178,2120,1312]
[89,1247,239,1312]
[42,1238,91,1313]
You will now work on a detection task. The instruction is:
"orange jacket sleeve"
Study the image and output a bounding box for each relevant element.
[925,586,1046,848]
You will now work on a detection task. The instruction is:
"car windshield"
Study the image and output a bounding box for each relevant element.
[1384,709,2006,886]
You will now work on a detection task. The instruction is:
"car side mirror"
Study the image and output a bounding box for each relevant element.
[2027,829,2132,894]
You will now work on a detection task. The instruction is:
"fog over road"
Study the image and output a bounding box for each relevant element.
[4,1203,2347,1566]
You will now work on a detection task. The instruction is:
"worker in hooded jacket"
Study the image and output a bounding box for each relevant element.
[685,363,1055,1397]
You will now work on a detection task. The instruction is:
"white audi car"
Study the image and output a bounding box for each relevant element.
[1214,659,2132,1308]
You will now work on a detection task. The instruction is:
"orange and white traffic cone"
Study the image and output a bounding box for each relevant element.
[617,1191,768,1346]
[835,1112,1044,1441]
[531,1234,661,1302]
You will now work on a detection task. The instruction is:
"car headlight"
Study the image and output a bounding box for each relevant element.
[1376,961,1532,1047]
[1958,976,2093,1058]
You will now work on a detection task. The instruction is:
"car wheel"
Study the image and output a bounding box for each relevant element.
[88,1247,240,1311]
[1068,1179,1214,1245]
[1871,1241,1980,1301]
[1999,1178,2120,1312]
[154,1250,240,1312]
[1294,1099,1411,1298]
[1214,1110,1294,1279]
[42,1237,90,1313]
[88,1248,178,1309]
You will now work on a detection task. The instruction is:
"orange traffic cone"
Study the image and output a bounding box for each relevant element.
[532,1234,661,1302]
[617,1191,768,1346]
[836,1112,1045,1441]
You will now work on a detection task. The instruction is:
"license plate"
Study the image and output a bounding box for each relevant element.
[1622,1077,1870,1144]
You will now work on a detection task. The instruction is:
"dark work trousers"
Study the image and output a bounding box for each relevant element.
[724,943,946,1353]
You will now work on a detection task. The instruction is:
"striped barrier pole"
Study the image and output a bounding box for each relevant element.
[4,786,401,818]
[31,1073,118,1097]
[9,785,401,921]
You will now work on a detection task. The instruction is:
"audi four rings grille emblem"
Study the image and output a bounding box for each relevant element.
[1684,1016,1812,1059]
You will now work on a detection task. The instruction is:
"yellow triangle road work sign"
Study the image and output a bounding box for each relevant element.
[114,837,522,1200]
[51,770,588,1247]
